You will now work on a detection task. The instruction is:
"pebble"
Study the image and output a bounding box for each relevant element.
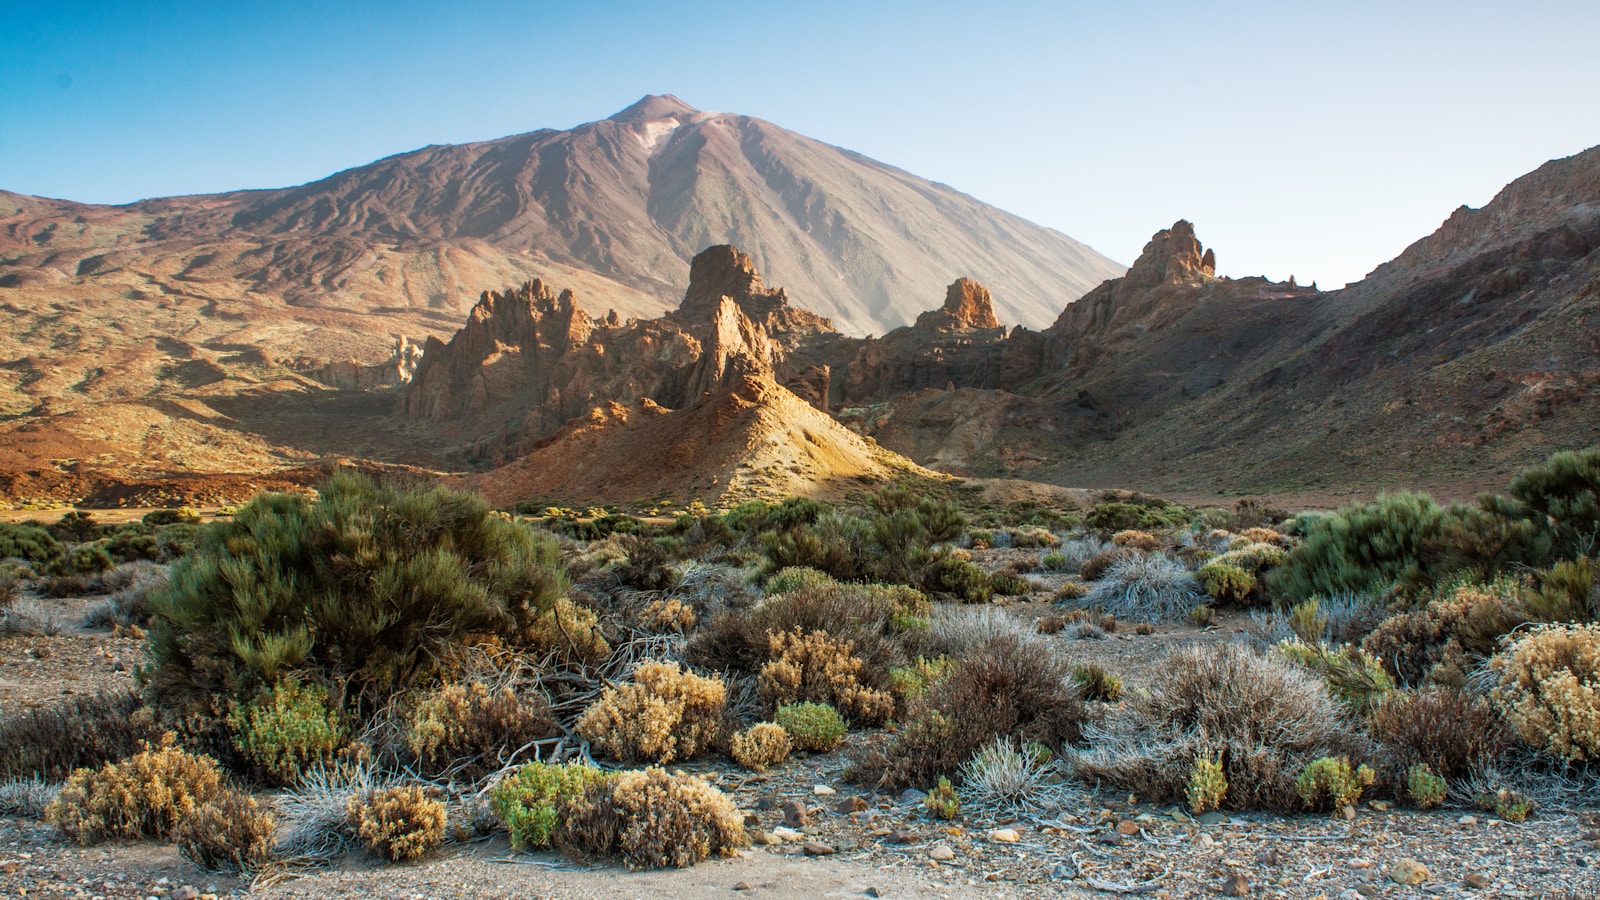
[928,843,955,862]
[1388,858,1430,886]
[1197,811,1226,825]
[813,785,836,795]
[1457,814,1478,825]
[1339,892,1363,900]
[732,883,752,892]
[173,890,199,900]
[782,800,810,828]
[1348,858,1374,869]
[1463,872,1491,888]
[898,788,927,804]
[837,797,869,814]
[1115,820,1140,835]
[1218,873,1250,896]
[864,889,881,898]
[802,841,835,856]
[888,830,921,845]
[1194,832,1215,848]
[988,828,1020,843]
[772,826,804,842]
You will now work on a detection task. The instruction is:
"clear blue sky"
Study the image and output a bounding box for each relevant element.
[3,0,1597,287]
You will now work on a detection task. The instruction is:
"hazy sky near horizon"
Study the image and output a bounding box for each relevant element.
[3,1,1597,288]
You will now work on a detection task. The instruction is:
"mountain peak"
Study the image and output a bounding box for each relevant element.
[609,94,700,122]
[1123,220,1217,289]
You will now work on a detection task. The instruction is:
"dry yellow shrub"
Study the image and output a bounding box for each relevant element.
[47,733,224,844]
[641,598,696,633]
[523,596,611,665]
[406,681,555,778]
[576,661,726,763]
[347,785,447,861]
[1240,527,1288,546]
[729,723,792,771]
[173,788,276,873]
[1112,530,1163,551]
[1490,623,1600,762]
[559,767,746,869]
[757,629,894,726]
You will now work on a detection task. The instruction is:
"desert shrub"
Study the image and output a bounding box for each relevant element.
[523,595,611,665]
[1186,754,1227,814]
[1084,553,1202,623]
[1053,581,1089,602]
[863,635,1087,791]
[1198,562,1256,606]
[1072,663,1124,701]
[639,597,696,633]
[228,680,347,785]
[1363,579,1527,686]
[407,682,556,780]
[989,571,1033,596]
[59,542,114,576]
[174,788,276,872]
[0,777,56,818]
[1241,527,1288,546]
[958,735,1064,814]
[489,760,610,850]
[1476,786,1535,822]
[1295,757,1375,812]
[1508,447,1600,558]
[347,784,446,861]
[1055,535,1111,572]
[925,775,960,819]
[925,605,1035,657]
[1275,493,1543,602]
[1529,558,1597,622]
[763,566,834,595]
[0,690,162,780]
[729,723,792,771]
[559,767,745,869]
[143,508,201,527]
[1488,623,1600,762]
[1112,530,1162,551]
[774,702,846,752]
[758,629,894,725]
[1086,501,1184,534]
[47,735,224,844]
[0,522,64,567]
[1276,640,1394,712]
[1406,763,1447,809]
[760,511,875,582]
[889,656,953,704]
[686,579,917,679]
[1369,688,1510,781]
[145,472,568,713]
[611,533,679,591]
[1068,643,1371,811]
[1040,551,1068,571]
[1008,527,1059,549]
[918,550,992,603]
[576,661,726,764]
[1079,548,1133,581]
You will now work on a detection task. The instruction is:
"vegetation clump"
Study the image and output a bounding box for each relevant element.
[925,775,960,819]
[1488,623,1600,762]
[729,723,792,771]
[1406,763,1447,809]
[173,788,277,872]
[558,767,746,869]
[1294,757,1375,812]
[775,702,847,752]
[228,679,347,785]
[490,760,610,850]
[758,629,894,725]
[347,784,446,861]
[576,661,727,764]
[1185,753,1227,814]
[406,681,556,779]
[47,735,224,844]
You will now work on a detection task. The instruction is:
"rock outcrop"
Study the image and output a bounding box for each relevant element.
[298,337,423,392]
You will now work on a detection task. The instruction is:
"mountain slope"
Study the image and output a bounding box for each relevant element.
[0,95,1123,336]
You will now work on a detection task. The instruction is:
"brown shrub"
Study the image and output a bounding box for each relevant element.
[0,690,161,780]
[1080,549,1133,581]
[1489,623,1600,762]
[1070,643,1371,812]
[558,767,746,869]
[1054,581,1089,601]
[758,629,894,725]
[1370,688,1510,781]
[640,598,696,634]
[348,784,446,861]
[576,661,726,764]
[1363,581,1526,687]
[47,735,224,844]
[729,723,792,772]
[685,581,915,682]
[1112,530,1163,552]
[406,681,557,779]
[1240,527,1288,547]
[1036,615,1066,635]
[522,596,611,665]
[173,788,276,873]
[858,635,1087,791]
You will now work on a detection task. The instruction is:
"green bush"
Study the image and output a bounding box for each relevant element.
[918,552,992,603]
[1509,447,1600,558]
[774,702,846,752]
[1085,501,1184,533]
[1185,754,1227,814]
[1294,757,1374,812]
[51,511,103,543]
[1406,763,1446,809]
[60,542,114,575]
[0,522,64,567]
[490,760,611,849]
[925,775,959,819]
[1277,640,1393,712]
[764,566,835,596]
[989,571,1033,596]
[1198,562,1256,605]
[145,471,567,712]
[228,680,347,785]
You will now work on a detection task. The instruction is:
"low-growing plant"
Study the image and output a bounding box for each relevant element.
[1112,530,1163,551]
[407,681,556,779]
[347,784,446,861]
[1189,605,1216,627]
[1085,554,1203,623]
[1040,552,1068,571]
[759,629,894,725]
[1053,581,1089,601]
[1277,640,1394,712]
[557,767,746,869]
[1072,663,1123,701]
[1186,753,1227,814]
[0,690,161,780]
[1488,623,1600,762]
[774,702,846,752]
[919,551,993,603]
[1294,757,1375,812]
[523,596,611,665]
[174,788,277,873]
[1369,688,1509,781]
[47,734,224,844]
[1476,787,1534,822]
[577,661,727,764]
[989,571,1033,596]
[489,760,610,849]
[1406,763,1446,809]
[889,656,953,704]
[228,679,347,785]
[729,723,792,771]
[0,777,56,818]
[1198,562,1256,606]
[925,775,960,819]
